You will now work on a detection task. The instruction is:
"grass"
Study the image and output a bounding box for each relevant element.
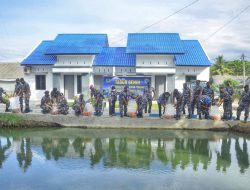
[0,113,25,125]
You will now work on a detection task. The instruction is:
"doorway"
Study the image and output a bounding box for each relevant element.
[64,75,74,99]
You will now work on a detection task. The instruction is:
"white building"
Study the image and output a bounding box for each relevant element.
[21,33,211,101]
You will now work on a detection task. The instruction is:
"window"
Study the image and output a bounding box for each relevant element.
[77,75,82,94]
[36,75,46,90]
[185,75,196,82]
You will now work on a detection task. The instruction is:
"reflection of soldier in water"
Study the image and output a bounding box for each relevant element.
[41,138,69,161]
[16,138,32,172]
[135,139,152,168]
[118,138,129,166]
[171,138,190,170]
[104,138,117,167]
[0,137,11,168]
[73,138,86,157]
[157,139,169,165]
[216,139,231,172]
[235,138,249,173]
[90,139,104,166]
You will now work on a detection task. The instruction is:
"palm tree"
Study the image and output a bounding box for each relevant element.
[211,55,233,75]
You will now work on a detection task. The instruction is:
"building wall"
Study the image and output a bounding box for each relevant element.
[55,55,94,67]
[0,81,15,93]
[136,55,175,67]
[115,67,136,76]
[175,66,210,90]
[93,66,113,75]
[24,65,53,101]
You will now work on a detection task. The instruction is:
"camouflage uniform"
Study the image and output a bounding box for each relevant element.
[57,97,69,115]
[181,86,192,117]
[119,90,130,117]
[51,89,60,104]
[236,91,250,120]
[143,86,154,114]
[0,88,10,111]
[220,91,232,120]
[136,95,148,118]
[91,89,103,116]
[225,86,234,119]
[73,97,85,116]
[22,82,31,112]
[173,90,183,119]
[40,95,52,114]
[198,95,212,119]
[157,93,169,117]
[15,82,23,112]
[191,84,203,115]
[202,86,214,101]
[108,90,118,116]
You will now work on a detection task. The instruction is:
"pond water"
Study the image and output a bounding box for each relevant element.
[0,128,250,190]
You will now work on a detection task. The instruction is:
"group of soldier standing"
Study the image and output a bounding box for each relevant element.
[0,78,30,113]
[0,78,249,122]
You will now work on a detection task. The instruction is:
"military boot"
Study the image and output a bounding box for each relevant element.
[244,117,248,123]
[199,114,202,120]
[234,116,240,121]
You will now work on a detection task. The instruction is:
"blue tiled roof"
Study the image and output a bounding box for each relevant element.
[21,41,56,65]
[45,34,109,55]
[126,33,185,54]
[93,47,136,67]
[175,40,211,66]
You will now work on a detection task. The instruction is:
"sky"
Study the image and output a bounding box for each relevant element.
[0,0,250,62]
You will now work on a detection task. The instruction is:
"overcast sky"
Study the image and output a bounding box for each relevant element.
[0,0,250,62]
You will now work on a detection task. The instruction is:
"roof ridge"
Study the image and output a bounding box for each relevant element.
[57,33,108,35]
[128,32,180,35]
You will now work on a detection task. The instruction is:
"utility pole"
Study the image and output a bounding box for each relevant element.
[241,53,246,86]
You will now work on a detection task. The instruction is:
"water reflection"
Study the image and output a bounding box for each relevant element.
[0,132,249,174]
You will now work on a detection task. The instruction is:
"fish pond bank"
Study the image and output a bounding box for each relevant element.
[0,113,249,133]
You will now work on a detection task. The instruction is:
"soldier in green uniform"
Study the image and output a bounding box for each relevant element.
[40,91,52,114]
[0,87,10,112]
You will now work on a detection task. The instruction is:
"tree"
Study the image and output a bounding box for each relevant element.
[211,55,233,75]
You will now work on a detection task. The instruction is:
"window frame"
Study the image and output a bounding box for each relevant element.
[35,75,46,90]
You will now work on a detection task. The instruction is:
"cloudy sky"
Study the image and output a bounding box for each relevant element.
[0,0,250,62]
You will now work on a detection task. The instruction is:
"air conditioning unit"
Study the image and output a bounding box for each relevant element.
[23,66,31,74]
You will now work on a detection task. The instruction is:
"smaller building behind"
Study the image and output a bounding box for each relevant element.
[0,62,24,94]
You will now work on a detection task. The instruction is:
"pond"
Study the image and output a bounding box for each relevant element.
[0,128,250,190]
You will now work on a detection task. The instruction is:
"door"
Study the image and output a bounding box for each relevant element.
[64,75,74,99]
[155,75,166,98]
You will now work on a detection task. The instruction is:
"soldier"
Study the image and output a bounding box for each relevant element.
[119,86,129,118]
[40,91,52,114]
[90,85,103,116]
[202,82,214,103]
[51,88,60,104]
[136,94,148,118]
[0,87,10,112]
[173,89,183,120]
[225,81,234,119]
[57,93,69,115]
[20,78,31,113]
[235,85,250,122]
[191,80,203,115]
[157,92,170,117]
[14,78,24,112]
[219,87,232,120]
[181,83,192,119]
[73,94,85,116]
[143,80,155,114]
[108,86,117,116]
[198,95,212,120]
